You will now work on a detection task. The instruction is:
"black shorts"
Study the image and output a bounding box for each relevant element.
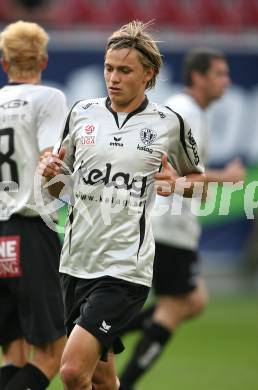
[153,243,200,296]
[61,274,149,360]
[0,215,65,346]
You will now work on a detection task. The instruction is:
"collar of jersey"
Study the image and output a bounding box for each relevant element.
[7,82,29,85]
[105,95,149,129]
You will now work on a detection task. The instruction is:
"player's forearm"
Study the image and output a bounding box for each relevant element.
[205,169,227,184]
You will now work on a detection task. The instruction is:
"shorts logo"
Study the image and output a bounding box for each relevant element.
[140,128,157,145]
[0,236,21,278]
[99,320,111,333]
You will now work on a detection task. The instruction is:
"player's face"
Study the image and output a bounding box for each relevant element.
[204,59,230,101]
[104,48,154,112]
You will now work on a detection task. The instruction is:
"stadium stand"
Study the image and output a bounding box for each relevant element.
[0,0,257,32]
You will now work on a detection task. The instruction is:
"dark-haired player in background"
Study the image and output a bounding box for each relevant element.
[120,48,246,390]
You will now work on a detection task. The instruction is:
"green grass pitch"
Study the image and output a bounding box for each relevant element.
[48,294,258,390]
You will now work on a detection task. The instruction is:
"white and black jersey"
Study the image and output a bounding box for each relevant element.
[152,93,210,250]
[0,83,68,220]
[57,96,204,287]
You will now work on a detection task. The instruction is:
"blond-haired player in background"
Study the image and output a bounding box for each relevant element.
[0,21,67,389]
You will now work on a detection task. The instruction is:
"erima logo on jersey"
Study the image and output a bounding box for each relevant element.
[0,99,28,109]
[99,320,111,333]
[110,136,123,147]
[140,128,157,145]
[188,129,200,165]
[77,162,147,198]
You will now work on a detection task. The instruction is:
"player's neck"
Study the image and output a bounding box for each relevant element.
[186,87,209,109]
[110,94,146,113]
[8,74,41,85]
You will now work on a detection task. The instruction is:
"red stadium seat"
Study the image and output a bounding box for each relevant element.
[201,0,245,31]
[156,0,203,30]
[69,0,125,27]
[244,0,258,28]
[117,0,162,25]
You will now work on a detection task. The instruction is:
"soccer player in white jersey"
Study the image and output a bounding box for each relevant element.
[119,49,246,390]
[0,21,67,390]
[39,21,207,390]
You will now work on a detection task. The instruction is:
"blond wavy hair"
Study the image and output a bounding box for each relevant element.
[0,20,49,79]
[106,20,162,90]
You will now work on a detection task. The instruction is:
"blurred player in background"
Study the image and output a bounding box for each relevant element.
[39,21,206,390]
[119,48,246,390]
[0,21,67,390]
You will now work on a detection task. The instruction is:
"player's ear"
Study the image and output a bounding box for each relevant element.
[192,70,205,86]
[1,57,9,73]
[40,55,48,71]
[144,67,154,85]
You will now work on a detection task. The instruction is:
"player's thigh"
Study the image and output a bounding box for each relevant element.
[61,324,102,379]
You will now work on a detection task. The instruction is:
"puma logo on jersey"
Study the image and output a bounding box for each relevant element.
[0,100,28,109]
[99,320,111,333]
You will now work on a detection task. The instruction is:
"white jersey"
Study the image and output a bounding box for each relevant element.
[152,93,210,250]
[0,83,68,220]
[58,97,204,287]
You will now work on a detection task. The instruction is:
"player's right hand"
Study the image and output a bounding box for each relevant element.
[222,158,246,183]
[38,147,66,178]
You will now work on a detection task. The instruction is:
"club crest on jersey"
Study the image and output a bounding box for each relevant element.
[140,128,157,145]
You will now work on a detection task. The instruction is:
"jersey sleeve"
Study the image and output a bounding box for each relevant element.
[36,89,68,152]
[53,103,77,173]
[168,111,205,176]
[166,95,205,155]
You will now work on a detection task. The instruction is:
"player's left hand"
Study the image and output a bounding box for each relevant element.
[154,153,179,196]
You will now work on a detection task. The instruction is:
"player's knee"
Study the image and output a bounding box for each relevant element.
[60,361,91,389]
[92,368,118,390]
[187,287,208,317]
[93,376,118,390]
